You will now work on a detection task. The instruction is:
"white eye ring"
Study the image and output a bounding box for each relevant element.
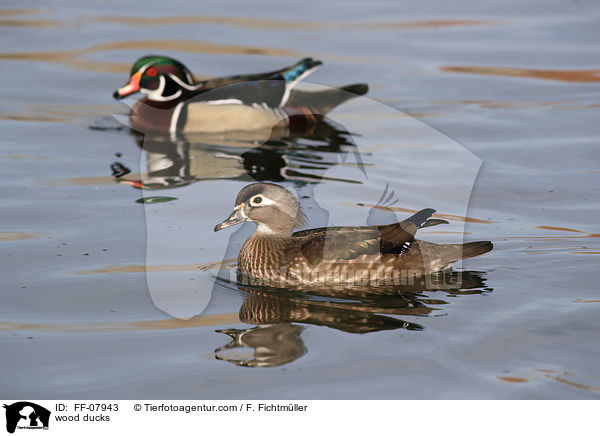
[249,195,274,206]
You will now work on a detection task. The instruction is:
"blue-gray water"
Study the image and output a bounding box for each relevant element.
[1,0,599,399]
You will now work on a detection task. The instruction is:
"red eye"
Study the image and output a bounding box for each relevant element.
[146,67,157,77]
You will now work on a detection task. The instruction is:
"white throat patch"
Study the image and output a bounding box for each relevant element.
[142,75,183,102]
[255,222,277,235]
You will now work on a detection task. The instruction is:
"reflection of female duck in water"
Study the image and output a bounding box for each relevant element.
[214,271,492,367]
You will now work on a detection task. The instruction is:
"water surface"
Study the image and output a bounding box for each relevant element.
[1,0,599,399]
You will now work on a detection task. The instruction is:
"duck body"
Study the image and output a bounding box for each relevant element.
[129,97,289,135]
[215,183,493,288]
[237,225,491,288]
[114,56,368,135]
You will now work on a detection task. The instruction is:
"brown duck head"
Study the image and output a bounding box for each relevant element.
[214,183,306,236]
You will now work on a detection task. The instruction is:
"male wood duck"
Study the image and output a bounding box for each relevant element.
[214,183,493,287]
[114,55,368,135]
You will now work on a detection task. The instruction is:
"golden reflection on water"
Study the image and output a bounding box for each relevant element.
[77,264,201,275]
[76,258,237,275]
[0,114,70,123]
[499,369,600,391]
[1,8,491,31]
[498,376,528,383]
[45,174,135,186]
[0,313,240,333]
[2,154,50,160]
[351,202,495,224]
[442,66,600,83]
[506,226,600,241]
[0,9,492,74]
[521,227,599,254]
[0,18,61,27]
[97,15,490,31]
[547,375,600,391]
[0,40,301,74]
[536,225,585,233]
[95,39,299,58]
[0,232,41,242]
[369,19,491,29]
[0,8,45,16]
[0,104,119,123]
[98,15,323,30]
[452,100,600,111]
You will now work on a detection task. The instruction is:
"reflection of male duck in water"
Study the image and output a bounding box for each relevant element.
[111,118,367,190]
[214,271,492,367]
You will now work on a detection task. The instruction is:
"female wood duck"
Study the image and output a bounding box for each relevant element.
[114,55,368,135]
[214,183,493,288]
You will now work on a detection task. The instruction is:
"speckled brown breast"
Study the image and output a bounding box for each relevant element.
[238,234,291,286]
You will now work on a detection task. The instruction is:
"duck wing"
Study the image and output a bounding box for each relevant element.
[194,58,322,106]
[295,226,381,265]
[377,208,436,254]
[295,208,439,266]
[198,58,321,89]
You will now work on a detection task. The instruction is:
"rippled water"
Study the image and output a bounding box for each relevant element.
[1,1,599,399]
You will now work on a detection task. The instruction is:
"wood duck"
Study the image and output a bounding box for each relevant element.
[113,55,368,135]
[214,183,493,287]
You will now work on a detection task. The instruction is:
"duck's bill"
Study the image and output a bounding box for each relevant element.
[113,71,142,99]
[214,207,246,232]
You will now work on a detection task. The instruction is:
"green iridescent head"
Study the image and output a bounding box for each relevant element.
[113,55,195,101]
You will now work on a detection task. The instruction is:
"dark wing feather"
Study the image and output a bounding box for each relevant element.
[377,208,435,254]
[191,58,322,107]
[419,218,449,229]
[197,58,321,90]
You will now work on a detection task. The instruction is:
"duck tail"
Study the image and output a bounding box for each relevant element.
[415,240,493,274]
[430,241,493,264]
[461,241,494,259]
[338,83,369,97]
[285,83,369,115]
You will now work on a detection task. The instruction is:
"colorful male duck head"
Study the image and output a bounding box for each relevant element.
[113,55,195,101]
